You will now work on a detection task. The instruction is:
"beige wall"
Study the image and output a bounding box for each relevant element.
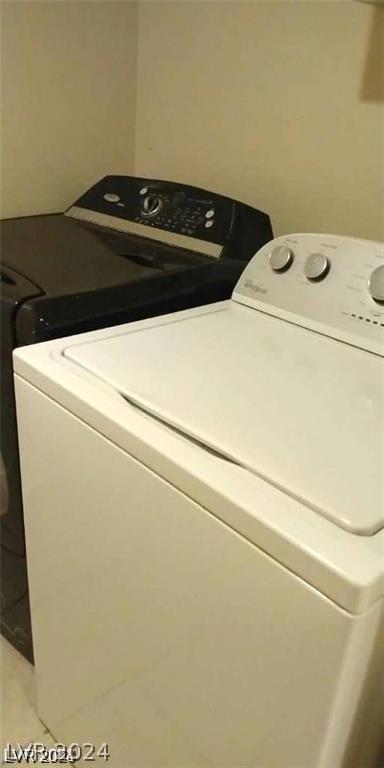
[1,1,138,218]
[135,1,384,240]
[2,1,383,237]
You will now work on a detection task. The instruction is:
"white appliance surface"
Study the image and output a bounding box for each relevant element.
[64,301,383,537]
[13,234,384,768]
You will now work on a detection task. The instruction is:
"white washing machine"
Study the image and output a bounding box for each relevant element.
[14,234,384,767]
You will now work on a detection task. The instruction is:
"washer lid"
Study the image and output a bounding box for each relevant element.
[64,303,384,536]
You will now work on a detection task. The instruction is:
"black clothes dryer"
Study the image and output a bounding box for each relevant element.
[1,175,273,661]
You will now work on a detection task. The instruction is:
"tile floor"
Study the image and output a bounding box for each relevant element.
[1,638,93,765]
[0,635,57,754]
[2,634,384,768]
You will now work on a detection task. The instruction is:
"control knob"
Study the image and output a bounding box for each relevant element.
[369,265,384,304]
[304,252,330,281]
[269,245,294,272]
[142,195,162,217]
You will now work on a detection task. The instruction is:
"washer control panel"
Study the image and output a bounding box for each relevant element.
[233,233,384,355]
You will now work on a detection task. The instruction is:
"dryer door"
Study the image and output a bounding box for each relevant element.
[0,453,9,518]
[1,266,41,661]
[1,265,41,532]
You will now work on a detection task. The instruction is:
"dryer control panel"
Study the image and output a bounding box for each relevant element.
[233,234,384,356]
[65,175,272,263]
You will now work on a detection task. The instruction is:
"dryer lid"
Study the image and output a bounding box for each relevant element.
[64,303,384,536]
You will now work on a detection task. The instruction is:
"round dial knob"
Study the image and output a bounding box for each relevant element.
[369,265,384,304]
[304,252,330,281]
[269,245,294,272]
[142,195,162,217]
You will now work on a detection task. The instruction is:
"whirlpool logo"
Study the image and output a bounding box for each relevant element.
[244,279,268,295]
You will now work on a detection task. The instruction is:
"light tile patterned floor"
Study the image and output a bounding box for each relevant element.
[2,634,384,767]
[0,638,103,766]
[0,636,55,755]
